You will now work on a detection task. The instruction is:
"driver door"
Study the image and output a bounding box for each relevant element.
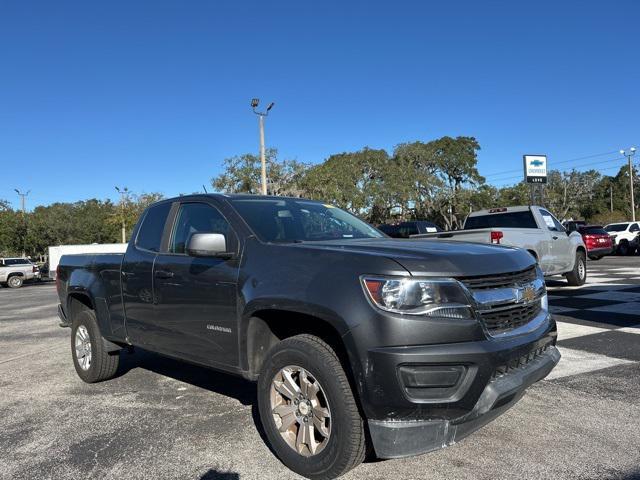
[152,201,240,368]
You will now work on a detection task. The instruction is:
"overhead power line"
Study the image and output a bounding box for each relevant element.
[483,150,621,179]
[488,156,629,185]
[487,156,628,182]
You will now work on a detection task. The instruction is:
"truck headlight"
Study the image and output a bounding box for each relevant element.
[361,276,474,319]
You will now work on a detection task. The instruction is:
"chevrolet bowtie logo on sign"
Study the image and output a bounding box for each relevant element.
[523,154,547,184]
[515,284,537,304]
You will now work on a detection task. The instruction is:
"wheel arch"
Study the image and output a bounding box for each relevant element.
[242,308,354,383]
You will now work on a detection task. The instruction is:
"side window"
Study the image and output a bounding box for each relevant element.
[630,223,639,232]
[399,223,419,238]
[539,209,565,232]
[136,203,172,252]
[170,203,232,254]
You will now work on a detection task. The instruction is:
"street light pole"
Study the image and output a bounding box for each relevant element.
[251,98,275,195]
[115,186,129,243]
[620,147,637,222]
[14,189,30,257]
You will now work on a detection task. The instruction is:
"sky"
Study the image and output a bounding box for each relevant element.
[1,0,639,210]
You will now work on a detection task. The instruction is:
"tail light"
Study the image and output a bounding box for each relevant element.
[490,231,503,244]
[32,265,38,273]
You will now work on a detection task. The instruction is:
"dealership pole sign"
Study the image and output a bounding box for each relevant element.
[523,155,547,184]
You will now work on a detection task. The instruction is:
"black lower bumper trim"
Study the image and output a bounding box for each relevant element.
[368,346,561,459]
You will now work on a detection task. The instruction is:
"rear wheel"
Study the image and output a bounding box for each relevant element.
[588,255,602,261]
[565,250,587,286]
[257,334,366,479]
[71,309,119,383]
[7,275,23,288]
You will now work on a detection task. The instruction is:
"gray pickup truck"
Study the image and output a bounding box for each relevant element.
[0,257,41,288]
[57,194,560,479]
[414,206,588,286]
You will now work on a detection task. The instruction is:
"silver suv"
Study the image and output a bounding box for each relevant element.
[0,258,41,288]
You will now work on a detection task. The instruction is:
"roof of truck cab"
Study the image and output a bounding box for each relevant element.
[162,193,327,202]
[467,206,538,217]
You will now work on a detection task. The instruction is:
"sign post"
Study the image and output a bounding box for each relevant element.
[523,155,548,205]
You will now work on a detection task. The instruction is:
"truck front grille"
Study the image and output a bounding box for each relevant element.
[457,266,544,336]
[459,266,537,290]
[477,301,542,336]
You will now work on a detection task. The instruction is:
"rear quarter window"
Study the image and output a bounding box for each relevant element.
[464,211,538,229]
[135,202,172,252]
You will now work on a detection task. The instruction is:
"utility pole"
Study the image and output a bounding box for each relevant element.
[620,147,636,221]
[610,185,613,212]
[14,189,30,257]
[115,186,129,243]
[251,98,275,195]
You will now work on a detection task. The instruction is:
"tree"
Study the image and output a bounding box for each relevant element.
[211,149,309,196]
[0,201,22,257]
[302,148,402,224]
[544,169,601,220]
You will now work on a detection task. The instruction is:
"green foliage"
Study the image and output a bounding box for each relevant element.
[0,193,164,258]
[2,136,637,259]
[211,149,309,197]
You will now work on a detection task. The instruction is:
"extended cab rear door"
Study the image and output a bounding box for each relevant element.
[121,201,173,347]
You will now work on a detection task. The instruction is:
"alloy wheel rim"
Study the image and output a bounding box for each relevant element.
[578,258,586,279]
[74,325,92,370]
[9,277,20,287]
[270,365,331,457]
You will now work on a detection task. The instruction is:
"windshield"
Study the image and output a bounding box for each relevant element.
[230,198,384,242]
[605,224,627,232]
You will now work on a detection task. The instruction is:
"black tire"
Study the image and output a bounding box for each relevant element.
[7,275,23,288]
[71,309,119,383]
[617,241,630,256]
[565,250,587,286]
[588,255,602,261]
[257,334,366,480]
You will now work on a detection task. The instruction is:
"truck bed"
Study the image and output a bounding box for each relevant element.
[57,253,125,338]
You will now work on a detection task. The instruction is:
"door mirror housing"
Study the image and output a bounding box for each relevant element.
[186,233,233,258]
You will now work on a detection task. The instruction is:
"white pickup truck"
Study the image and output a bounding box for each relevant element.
[414,206,587,286]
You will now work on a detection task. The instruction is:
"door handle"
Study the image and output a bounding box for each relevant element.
[552,236,559,240]
[154,270,174,279]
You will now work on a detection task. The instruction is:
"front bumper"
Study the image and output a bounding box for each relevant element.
[368,345,560,458]
[357,311,558,459]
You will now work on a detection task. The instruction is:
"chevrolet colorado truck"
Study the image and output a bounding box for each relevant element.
[57,194,560,479]
[414,206,588,286]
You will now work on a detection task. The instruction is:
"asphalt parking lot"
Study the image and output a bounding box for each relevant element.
[1,257,639,480]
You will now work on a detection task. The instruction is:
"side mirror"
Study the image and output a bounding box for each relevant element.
[186,233,233,259]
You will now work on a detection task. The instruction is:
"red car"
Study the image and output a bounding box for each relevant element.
[578,225,614,260]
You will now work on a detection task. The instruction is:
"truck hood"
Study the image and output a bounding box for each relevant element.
[292,238,536,277]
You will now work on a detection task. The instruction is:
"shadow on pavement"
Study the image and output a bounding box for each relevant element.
[116,347,257,406]
[199,469,240,480]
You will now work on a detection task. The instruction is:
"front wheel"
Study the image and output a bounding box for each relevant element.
[565,250,587,286]
[257,334,366,479]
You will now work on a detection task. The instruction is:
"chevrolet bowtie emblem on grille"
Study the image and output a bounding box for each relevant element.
[516,284,536,304]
